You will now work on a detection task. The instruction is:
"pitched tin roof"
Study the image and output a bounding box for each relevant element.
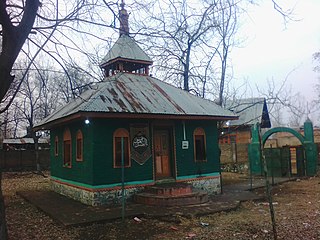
[226,98,271,128]
[35,73,237,129]
[100,35,152,67]
[3,138,50,144]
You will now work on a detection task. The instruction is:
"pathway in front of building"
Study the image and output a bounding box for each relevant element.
[17,177,295,226]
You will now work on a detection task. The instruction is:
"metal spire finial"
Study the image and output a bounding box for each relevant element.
[119,0,129,36]
[120,0,125,10]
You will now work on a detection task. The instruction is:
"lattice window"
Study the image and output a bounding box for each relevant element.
[113,128,130,168]
[63,129,72,168]
[194,128,207,162]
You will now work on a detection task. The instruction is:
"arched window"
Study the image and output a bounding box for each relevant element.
[113,128,130,168]
[63,128,72,168]
[193,128,207,162]
[76,130,83,161]
[54,136,59,156]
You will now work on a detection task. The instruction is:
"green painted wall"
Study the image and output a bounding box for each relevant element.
[175,120,220,177]
[50,121,94,184]
[304,120,318,176]
[90,119,153,185]
[249,123,263,175]
[50,118,220,187]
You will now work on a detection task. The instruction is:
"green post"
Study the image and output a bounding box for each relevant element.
[248,123,262,175]
[303,119,318,176]
[121,137,125,224]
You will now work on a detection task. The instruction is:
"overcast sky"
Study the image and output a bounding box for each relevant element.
[231,0,320,103]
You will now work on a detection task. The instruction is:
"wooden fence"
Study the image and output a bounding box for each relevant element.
[0,149,50,171]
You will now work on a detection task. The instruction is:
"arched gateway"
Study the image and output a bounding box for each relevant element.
[248,119,318,176]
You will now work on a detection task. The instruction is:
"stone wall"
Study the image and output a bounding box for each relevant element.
[220,143,249,173]
[220,144,233,164]
[186,177,221,195]
[220,143,248,163]
[51,176,221,206]
[237,144,248,163]
[51,180,145,206]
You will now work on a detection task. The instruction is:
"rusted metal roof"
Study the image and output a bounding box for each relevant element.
[3,138,50,144]
[226,98,271,128]
[100,35,152,67]
[35,73,237,129]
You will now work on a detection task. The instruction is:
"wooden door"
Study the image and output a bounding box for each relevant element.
[290,147,297,175]
[296,146,306,177]
[154,130,172,179]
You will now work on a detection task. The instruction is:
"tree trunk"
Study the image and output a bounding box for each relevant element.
[0,171,8,240]
[32,131,40,172]
[0,68,15,104]
[218,52,227,107]
[183,46,191,92]
[0,1,40,237]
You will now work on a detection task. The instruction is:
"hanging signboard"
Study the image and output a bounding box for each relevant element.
[130,124,152,165]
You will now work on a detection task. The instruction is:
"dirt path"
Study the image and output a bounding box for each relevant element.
[3,172,320,240]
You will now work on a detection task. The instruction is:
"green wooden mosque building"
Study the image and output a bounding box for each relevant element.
[35,2,237,206]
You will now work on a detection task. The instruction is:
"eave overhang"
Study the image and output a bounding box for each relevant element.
[34,111,238,131]
[100,57,153,69]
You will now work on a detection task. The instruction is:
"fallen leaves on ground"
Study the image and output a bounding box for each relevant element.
[3,171,320,240]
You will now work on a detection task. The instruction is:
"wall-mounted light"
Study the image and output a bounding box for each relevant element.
[85,119,90,125]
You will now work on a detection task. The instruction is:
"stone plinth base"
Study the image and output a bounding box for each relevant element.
[51,174,221,206]
[185,176,221,195]
[51,180,145,206]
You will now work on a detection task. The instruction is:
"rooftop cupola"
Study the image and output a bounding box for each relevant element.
[100,0,153,77]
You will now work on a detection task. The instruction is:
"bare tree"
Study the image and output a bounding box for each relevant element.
[214,0,238,106]
[0,0,39,233]
[133,0,221,92]
[2,58,98,172]
[313,51,320,72]
[0,110,12,139]
[0,0,120,238]
[248,0,297,25]
[0,0,39,104]
[269,102,284,127]
[132,0,240,105]
[36,67,62,118]
[256,73,314,128]
[286,93,309,128]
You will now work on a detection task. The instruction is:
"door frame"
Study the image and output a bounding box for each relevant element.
[152,124,176,181]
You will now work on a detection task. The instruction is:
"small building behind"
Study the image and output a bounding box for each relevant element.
[219,98,271,172]
[2,137,50,150]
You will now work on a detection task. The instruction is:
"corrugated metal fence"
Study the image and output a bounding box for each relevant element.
[0,149,50,171]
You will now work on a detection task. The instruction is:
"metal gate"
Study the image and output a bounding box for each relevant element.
[264,146,306,177]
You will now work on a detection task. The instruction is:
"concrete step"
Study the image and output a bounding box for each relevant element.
[146,182,193,196]
[134,183,208,206]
